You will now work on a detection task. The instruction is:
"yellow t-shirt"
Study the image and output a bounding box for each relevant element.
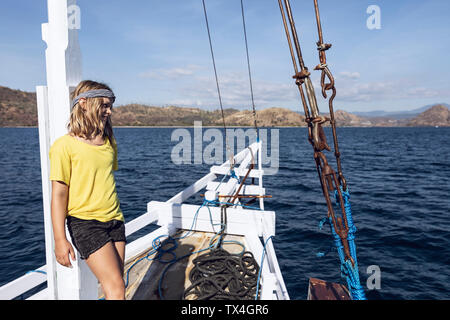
[49,134,124,222]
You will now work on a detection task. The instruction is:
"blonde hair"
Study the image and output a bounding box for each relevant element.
[68,80,115,144]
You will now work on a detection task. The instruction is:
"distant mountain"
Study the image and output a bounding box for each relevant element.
[1,85,449,127]
[0,86,37,126]
[352,103,450,119]
[111,104,238,126]
[407,105,450,127]
[222,107,304,127]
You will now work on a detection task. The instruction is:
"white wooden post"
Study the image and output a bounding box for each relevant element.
[37,0,97,300]
[36,86,56,300]
[258,139,264,210]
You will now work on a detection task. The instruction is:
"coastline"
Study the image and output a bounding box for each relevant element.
[1,125,447,129]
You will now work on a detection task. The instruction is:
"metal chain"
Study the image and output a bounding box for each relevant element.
[312,0,347,191]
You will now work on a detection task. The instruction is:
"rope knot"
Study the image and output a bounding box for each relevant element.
[317,42,332,51]
[292,68,311,85]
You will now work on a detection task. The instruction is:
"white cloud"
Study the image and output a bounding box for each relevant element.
[138,64,201,79]
[138,67,446,111]
[406,87,439,98]
[166,71,297,109]
[336,80,442,103]
[338,71,361,80]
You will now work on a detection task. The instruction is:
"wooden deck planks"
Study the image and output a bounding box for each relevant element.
[116,230,248,300]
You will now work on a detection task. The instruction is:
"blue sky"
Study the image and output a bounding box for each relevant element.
[0,0,449,113]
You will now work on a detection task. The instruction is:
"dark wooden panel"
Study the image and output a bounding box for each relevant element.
[307,277,351,300]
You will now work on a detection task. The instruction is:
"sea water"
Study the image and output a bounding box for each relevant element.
[0,127,449,299]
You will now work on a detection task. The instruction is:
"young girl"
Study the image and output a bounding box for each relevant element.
[49,80,126,300]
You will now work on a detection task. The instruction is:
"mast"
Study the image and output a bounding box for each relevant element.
[37,0,97,299]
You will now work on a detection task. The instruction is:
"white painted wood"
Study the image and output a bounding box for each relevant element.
[0,266,47,300]
[210,166,263,179]
[125,225,176,262]
[27,288,49,300]
[225,141,258,167]
[43,0,72,144]
[170,218,253,236]
[262,235,290,300]
[3,0,293,302]
[238,143,258,170]
[206,182,265,196]
[243,231,275,299]
[261,221,290,300]
[4,137,287,299]
[167,172,217,204]
[66,0,82,86]
[167,142,259,205]
[244,227,289,300]
[148,201,274,237]
[54,240,98,300]
[36,85,57,300]
[207,143,260,208]
[243,231,265,268]
[40,0,92,300]
[7,0,88,299]
[124,208,159,237]
[260,273,277,300]
[213,177,238,202]
[258,140,265,210]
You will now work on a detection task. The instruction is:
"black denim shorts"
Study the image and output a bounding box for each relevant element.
[66,216,126,260]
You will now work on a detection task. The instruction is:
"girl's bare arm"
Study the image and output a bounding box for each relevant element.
[51,180,75,268]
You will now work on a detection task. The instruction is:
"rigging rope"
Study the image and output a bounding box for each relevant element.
[278,0,366,300]
[201,0,235,169]
[202,0,259,147]
[186,0,263,301]
[201,0,226,133]
[240,0,259,141]
[123,1,266,301]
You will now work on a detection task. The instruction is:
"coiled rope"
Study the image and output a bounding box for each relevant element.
[124,196,263,300]
[183,248,260,300]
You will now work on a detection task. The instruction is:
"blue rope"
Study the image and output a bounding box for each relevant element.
[124,200,211,288]
[204,199,262,211]
[124,197,253,300]
[341,260,366,300]
[315,186,367,300]
[255,235,274,300]
[26,270,47,275]
[124,234,178,288]
[316,217,333,257]
[214,167,231,191]
[124,164,268,300]
[331,186,366,300]
[230,168,240,183]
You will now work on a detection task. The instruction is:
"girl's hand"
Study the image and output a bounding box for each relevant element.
[54,239,76,268]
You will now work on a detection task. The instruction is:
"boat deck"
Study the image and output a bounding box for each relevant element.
[98,230,250,300]
[1,139,290,300]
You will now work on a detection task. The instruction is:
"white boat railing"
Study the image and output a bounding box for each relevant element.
[1,0,289,300]
[1,139,289,300]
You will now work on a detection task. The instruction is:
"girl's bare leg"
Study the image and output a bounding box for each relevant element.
[113,240,126,274]
[85,241,125,300]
